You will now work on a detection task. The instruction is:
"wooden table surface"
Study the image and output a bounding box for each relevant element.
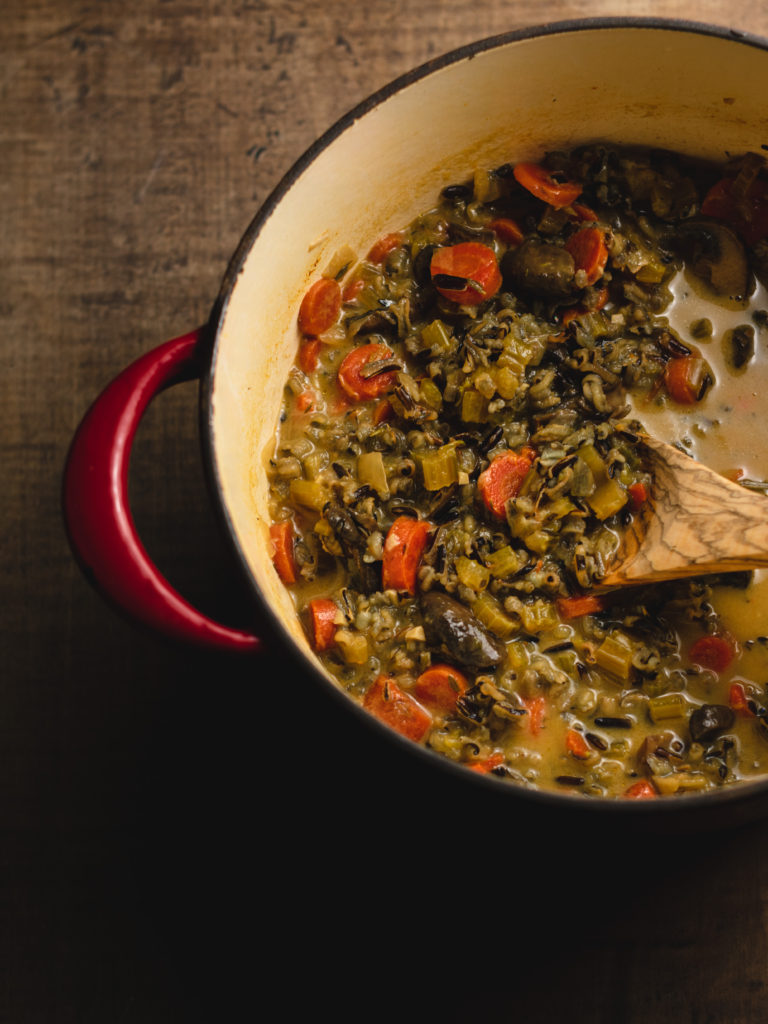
[6,1,768,1020]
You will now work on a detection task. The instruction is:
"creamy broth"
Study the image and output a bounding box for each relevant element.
[267,145,768,798]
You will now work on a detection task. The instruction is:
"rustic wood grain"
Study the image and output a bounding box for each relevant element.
[5,1,768,1021]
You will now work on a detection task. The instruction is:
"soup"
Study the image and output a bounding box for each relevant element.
[266,145,768,798]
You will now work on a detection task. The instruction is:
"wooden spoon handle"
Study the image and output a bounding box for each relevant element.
[600,436,768,588]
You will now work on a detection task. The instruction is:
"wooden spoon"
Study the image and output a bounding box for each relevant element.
[597,434,768,589]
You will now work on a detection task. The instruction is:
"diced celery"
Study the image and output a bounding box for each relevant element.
[421,319,453,353]
[494,366,520,400]
[648,693,689,722]
[455,557,490,592]
[595,632,634,681]
[289,479,328,512]
[472,592,518,638]
[461,389,488,423]
[519,600,559,635]
[357,451,390,498]
[419,379,443,411]
[419,445,459,491]
[485,545,525,578]
[588,478,628,520]
[334,629,369,665]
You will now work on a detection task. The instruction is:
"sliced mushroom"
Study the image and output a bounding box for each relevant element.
[420,591,506,669]
[501,239,578,302]
[673,218,750,299]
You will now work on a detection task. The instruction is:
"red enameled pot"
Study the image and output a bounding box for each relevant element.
[63,18,768,829]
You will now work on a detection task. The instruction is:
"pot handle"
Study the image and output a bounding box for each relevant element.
[62,327,263,654]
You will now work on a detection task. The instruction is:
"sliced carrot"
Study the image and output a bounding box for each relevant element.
[556,593,606,620]
[627,481,648,511]
[572,203,599,222]
[477,448,535,519]
[297,277,342,335]
[565,729,591,760]
[467,751,505,774]
[298,337,322,373]
[362,674,432,743]
[689,634,736,673]
[308,598,339,652]
[664,356,710,405]
[729,681,756,716]
[430,242,502,305]
[565,226,609,286]
[372,398,394,425]
[342,276,365,302]
[295,390,316,412]
[513,162,582,209]
[382,517,432,594]
[337,342,398,402]
[367,232,402,265]
[413,663,469,714]
[520,695,547,736]
[489,217,525,245]
[623,780,657,799]
[269,520,297,585]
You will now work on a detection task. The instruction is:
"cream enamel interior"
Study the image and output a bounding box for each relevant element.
[209,24,768,670]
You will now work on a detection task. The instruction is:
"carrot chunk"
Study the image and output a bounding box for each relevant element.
[565,729,591,760]
[367,232,402,264]
[337,342,398,402]
[381,517,432,594]
[430,242,502,305]
[689,634,736,673]
[413,663,469,714]
[467,751,505,774]
[556,594,606,620]
[362,674,432,743]
[269,521,297,585]
[729,681,756,716]
[477,448,535,519]
[520,695,547,736]
[297,277,342,335]
[298,337,322,373]
[513,162,582,208]
[623,780,657,799]
[664,356,711,404]
[307,598,338,652]
[489,217,525,245]
[565,226,608,285]
[627,481,648,511]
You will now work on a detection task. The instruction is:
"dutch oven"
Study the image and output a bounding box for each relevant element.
[63,18,768,831]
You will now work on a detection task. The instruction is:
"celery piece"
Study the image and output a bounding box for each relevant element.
[334,629,369,665]
[357,451,390,499]
[419,445,459,491]
[575,443,608,484]
[546,497,577,520]
[472,592,518,638]
[302,450,329,480]
[420,379,443,411]
[461,389,488,423]
[648,693,689,723]
[494,367,520,400]
[588,478,628,520]
[523,530,552,555]
[455,556,490,592]
[595,633,634,681]
[421,319,453,353]
[485,545,524,578]
[289,478,328,512]
[519,600,559,635]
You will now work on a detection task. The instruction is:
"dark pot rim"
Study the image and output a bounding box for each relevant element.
[199,16,768,825]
